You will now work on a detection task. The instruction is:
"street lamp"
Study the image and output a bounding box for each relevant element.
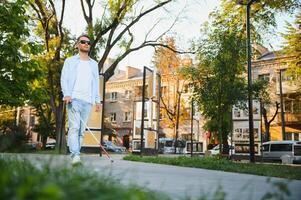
[190,98,194,157]
[278,69,286,140]
[237,0,257,163]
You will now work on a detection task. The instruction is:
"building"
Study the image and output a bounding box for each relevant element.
[252,51,301,141]
[93,65,206,151]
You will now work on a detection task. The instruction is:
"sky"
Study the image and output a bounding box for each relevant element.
[62,0,295,70]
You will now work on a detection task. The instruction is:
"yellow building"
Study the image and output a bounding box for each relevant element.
[252,51,301,141]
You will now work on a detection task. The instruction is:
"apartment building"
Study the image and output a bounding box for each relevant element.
[252,51,301,141]
[102,66,205,150]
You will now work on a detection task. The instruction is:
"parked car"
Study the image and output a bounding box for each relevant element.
[45,138,56,149]
[102,141,126,153]
[208,145,234,155]
[262,141,301,164]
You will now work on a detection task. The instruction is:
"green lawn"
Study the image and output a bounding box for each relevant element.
[124,155,301,180]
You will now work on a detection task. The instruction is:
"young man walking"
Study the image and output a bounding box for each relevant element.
[61,35,101,164]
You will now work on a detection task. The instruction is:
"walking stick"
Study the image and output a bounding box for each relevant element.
[70,107,114,163]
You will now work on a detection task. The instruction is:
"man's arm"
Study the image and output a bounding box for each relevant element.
[61,59,72,104]
[94,62,101,112]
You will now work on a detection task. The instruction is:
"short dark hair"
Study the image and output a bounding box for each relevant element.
[76,34,91,42]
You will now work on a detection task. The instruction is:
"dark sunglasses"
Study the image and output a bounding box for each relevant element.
[79,40,91,45]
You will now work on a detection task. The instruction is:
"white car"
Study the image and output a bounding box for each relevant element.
[102,141,126,153]
[208,145,234,155]
[45,138,56,149]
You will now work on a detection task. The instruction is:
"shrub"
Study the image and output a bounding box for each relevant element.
[0,122,30,152]
[0,157,170,200]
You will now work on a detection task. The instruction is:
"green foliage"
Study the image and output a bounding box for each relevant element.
[0,121,29,153]
[0,157,170,200]
[181,9,248,148]
[0,0,40,106]
[108,0,136,21]
[261,178,291,200]
[282,9,301,86]
[124,155,301,180]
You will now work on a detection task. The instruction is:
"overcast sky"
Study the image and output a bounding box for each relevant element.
[62,0,294,69]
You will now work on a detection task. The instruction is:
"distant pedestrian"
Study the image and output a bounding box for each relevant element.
[61,34,101,164]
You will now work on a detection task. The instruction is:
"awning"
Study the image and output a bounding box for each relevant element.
[269,125,301,141]
[270,126,301,133]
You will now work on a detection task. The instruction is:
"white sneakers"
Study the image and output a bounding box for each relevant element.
[72,155,81,165]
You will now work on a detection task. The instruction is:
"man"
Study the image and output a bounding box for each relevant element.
[61,34,101,164]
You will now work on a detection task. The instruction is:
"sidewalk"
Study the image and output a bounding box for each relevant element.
[2,153,301,200]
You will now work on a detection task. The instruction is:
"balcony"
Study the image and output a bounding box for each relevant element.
[276,81,299,94]
[277,113,301,125]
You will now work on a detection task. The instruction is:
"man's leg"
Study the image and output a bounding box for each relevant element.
[67,100,81,159]
[78,101,92,151]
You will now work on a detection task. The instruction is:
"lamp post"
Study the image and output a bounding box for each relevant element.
[99,73,106,157]
[190,98,194,157]
[237,0,256,163]
[278,69,286,140]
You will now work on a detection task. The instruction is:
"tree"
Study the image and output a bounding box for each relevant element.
[252,79,279,142]
[27,0,184,152]
[282,9,301,88]
[0,0,40,107]
[152,37,190,142]
[181,0,301,154]
[28,0,73,152]
[79,0,182,81]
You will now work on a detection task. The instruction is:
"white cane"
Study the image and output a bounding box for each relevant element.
[70,107,114,163]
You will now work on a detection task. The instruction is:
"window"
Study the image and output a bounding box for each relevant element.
[160,86,167,95]
[125,90,132,99]
[281,70,293,82]
[30,116,35,126]
[110,92,117,101]
[293,100,301,113]
[285,100,301,113]
[294,145,301,156]
[235,144,259,154]
[124,112,131,122]
[294,133,300,141]
[258,73,270,82]
[262,144,269,152]
[285,100,292,113]
[270,144,292,152]
[110,113,116,122]
[183,84,189,93]
[286,134,292,140]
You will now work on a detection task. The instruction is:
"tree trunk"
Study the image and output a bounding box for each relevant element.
[41,135,47,150]
[265,124,270,141]
[261,102,279,142]
[174,79,181,153]
[55,102,67,154]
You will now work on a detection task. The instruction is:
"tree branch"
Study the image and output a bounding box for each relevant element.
[268,101,280,124]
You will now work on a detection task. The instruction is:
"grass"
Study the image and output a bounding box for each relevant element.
[123,155,301,180]
[0,156,170,200]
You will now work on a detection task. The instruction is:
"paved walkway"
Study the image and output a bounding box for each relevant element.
[2,153,301,200]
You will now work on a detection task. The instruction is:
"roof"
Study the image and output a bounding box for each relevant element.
[257,52,276,61]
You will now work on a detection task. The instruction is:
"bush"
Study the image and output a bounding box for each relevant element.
[0,157,170,200]
[0,122,30,152]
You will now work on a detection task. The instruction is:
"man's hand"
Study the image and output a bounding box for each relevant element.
[63,96,72,104]
[95,103,101,112]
